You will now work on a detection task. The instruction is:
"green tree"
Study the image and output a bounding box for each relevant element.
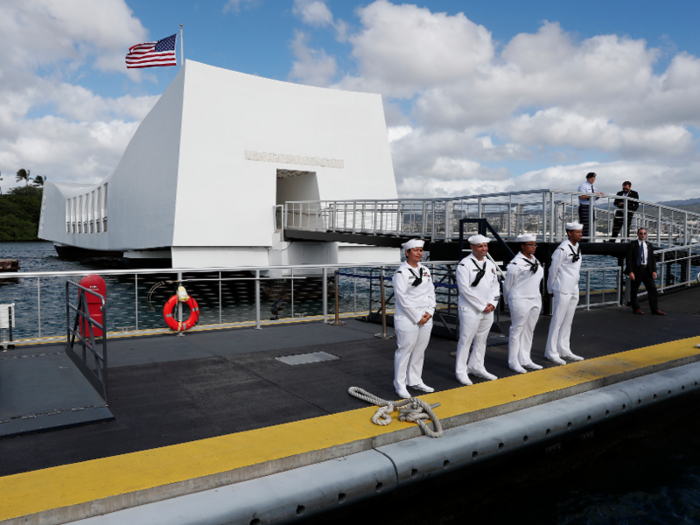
[32,175,47,187]
[0,186,43,241]
[15,168,31,186]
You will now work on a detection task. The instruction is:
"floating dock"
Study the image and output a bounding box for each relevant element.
[1,286,699,524]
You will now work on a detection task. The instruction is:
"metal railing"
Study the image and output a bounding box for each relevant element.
[66,280,108,399]
[283,190,700,248]
[578,267,622,310]
[4,250,695,344]
[2,262,459,342]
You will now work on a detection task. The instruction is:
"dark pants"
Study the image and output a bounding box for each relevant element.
[611,212,634,240]
[629,266,659,312]
[578,206,594,241]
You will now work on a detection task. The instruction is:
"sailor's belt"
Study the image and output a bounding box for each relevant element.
[639,264,647,268]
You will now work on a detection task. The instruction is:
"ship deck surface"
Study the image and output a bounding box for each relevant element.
[1,287,700,522]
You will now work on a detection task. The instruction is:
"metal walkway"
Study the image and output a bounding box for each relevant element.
[282,189,700,249]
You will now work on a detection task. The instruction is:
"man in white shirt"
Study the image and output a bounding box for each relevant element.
[503,234,544,374]
[455,234,501,384]
[577,172,604,242]
[545,223,584,365]
[392,239,437,398]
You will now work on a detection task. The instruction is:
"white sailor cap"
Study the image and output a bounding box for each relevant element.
[468,234,490,245]
[401,239,425,251]
[516,234,537,243]
[566,222,584,231]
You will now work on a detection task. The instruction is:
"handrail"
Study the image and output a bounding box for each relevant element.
[0,261,461,279]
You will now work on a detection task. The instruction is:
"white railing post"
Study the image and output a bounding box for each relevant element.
[657,206,662,246]
[255,269,261,330]
[322,267,328,323]
[586,271,591,310]
[541,192,546,242]
[135,274,139,331]
[37,277,41,339]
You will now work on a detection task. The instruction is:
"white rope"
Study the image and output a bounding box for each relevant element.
[348,386,443,438]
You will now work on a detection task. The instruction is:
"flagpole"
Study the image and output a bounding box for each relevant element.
[180,23,184,65]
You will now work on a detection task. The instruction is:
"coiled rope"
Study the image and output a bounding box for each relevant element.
[348,387,443,438]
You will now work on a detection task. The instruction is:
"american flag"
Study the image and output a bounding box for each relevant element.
[125,34,177,69]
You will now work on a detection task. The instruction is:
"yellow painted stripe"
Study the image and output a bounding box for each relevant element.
[2,335,700,521]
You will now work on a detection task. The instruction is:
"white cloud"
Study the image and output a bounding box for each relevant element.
[0,0,160,190]
[288,31,337,86]
[293,0,334,27]
[0,0,147,73]
[338,0,493,98]
[293,0,348,41]
[223,0,258,13]
[315,3,700,200]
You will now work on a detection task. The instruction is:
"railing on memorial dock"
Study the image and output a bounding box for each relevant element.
[2,252,698,344]
[283,190,700,248]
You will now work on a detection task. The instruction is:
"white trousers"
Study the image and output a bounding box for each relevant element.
[455,306,493,377]
[393,315,433,390]
[545,292,579,359]
[508,297,541,368]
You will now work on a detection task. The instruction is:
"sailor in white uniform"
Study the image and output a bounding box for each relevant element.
[545,223,585,365]
[503,234,544,374]
[393,239,436,399]
[455,234,501,385]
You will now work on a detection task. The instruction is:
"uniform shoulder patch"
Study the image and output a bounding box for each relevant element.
[396,270,402,273]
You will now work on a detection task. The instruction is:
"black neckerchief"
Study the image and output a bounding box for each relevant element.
[407,266,423,287]
[470,259,487,287]
[522,256,540,273]
[567,244,581,263]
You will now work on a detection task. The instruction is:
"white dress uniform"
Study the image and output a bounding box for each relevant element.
[455,249,500,383]
[393,261,436,395]
[545,232,584,364]
[503,251,544,373]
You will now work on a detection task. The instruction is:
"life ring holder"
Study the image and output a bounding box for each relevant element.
[163,295,200,332]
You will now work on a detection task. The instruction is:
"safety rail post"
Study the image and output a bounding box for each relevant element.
[37,277,41,339]
[328,271,346,326]
[291,268,295,318]
[322,267,328,323]
[623,198,628,242]
[374,267,393,339]
[255,269,261,329]
[684,212,688,246]
[541,192,547,242]
[507,195,512,239]
[586,271,591,310]
[549,192,555,242]
[660,252,665,293]
[218,271,223,325]
[177,272,184,337]
[353,271,357,314]
[657,206,662,246]
[135,274,139,331]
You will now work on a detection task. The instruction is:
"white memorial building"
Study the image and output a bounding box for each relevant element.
[38,60,399,268]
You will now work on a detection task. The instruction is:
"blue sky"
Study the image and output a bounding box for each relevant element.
[2,0,700,201]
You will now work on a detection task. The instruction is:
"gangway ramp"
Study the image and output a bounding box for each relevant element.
[283,190,700,261]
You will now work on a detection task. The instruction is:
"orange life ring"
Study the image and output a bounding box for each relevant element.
[163,295,200,332]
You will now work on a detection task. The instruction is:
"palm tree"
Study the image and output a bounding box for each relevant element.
[33,175,47,187]
[16,169,30,186]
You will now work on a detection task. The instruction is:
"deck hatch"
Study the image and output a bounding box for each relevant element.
[276,351,339,365]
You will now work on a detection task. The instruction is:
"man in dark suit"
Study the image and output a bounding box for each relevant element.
[610,181,639,241]
[626,227,665,315]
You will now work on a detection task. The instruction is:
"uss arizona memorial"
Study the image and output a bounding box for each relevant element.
[39,60,399,268]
